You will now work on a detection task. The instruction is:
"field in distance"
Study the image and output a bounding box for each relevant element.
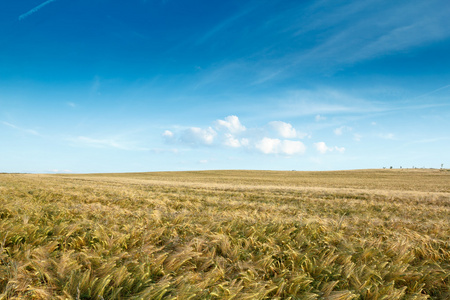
[1,169,449,299]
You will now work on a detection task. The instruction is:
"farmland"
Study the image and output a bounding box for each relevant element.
[0,169,449,299]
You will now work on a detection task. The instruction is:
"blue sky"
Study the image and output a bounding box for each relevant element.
[1,0,449,173]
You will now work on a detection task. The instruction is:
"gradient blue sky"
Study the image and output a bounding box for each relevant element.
[1,0,449,173]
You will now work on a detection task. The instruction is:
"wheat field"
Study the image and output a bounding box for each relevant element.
[0,169,449,299]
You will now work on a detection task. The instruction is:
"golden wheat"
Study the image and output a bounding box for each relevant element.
[0,170,449,299]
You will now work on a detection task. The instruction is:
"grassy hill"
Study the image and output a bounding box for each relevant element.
[1,170,449,299]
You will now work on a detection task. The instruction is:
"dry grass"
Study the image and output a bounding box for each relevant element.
[0,169,449,299]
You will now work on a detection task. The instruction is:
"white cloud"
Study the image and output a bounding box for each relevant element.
[281,140,306,155]
[180,127,217,145]
[256,137,281,154]
[269,121,299,138]
[256,137,305,155]
[49,169,73,174]
[378,133,395,140]
[165,116,244,148]
[162,130,174,139]
[215,115,246,133]
[315,115,327,121]
[223,133,242,148]
[162,130,176,143]
[334,146,345,153]
[334,127,344,136]
[353,133,362,141]
[164,115,309,156]
[162,130,174,138]
[314,142,345,154]
[314,142,330,154]
[333,126,352,136]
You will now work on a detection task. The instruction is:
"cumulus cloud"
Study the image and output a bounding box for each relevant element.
[314,142,345,154]
[223,133,242,148]
[255,137,280,154]
[163,130,174,137]
[314,142,329,154]
[215,115,246,133]
[162,130,177,145]
[333,126,352,136]
[162,127,217,146]
[180,127,217,145]
[281,140,307,155]
[164,116,242,148]
[162,130,174,142]
[269,121,298,138]
[163,115,309,156]
[256,138,306,155]
[49,169,73,174]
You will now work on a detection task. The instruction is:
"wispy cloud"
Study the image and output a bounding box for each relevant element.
[273,89,385,119]
[265,86,447,121]
[69,136,149,151]
[378,133,395,140]
[19,0,58,21]
[196,5,255,45]
[204,1,450,85]
[2,121,40,136]
[414,84,450,100]
[407,137,450,145]
[91,76,101,95]
[2,121,19,130]
[353,134,362,142]
[297,1,450,66]
[72,136,128,149]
